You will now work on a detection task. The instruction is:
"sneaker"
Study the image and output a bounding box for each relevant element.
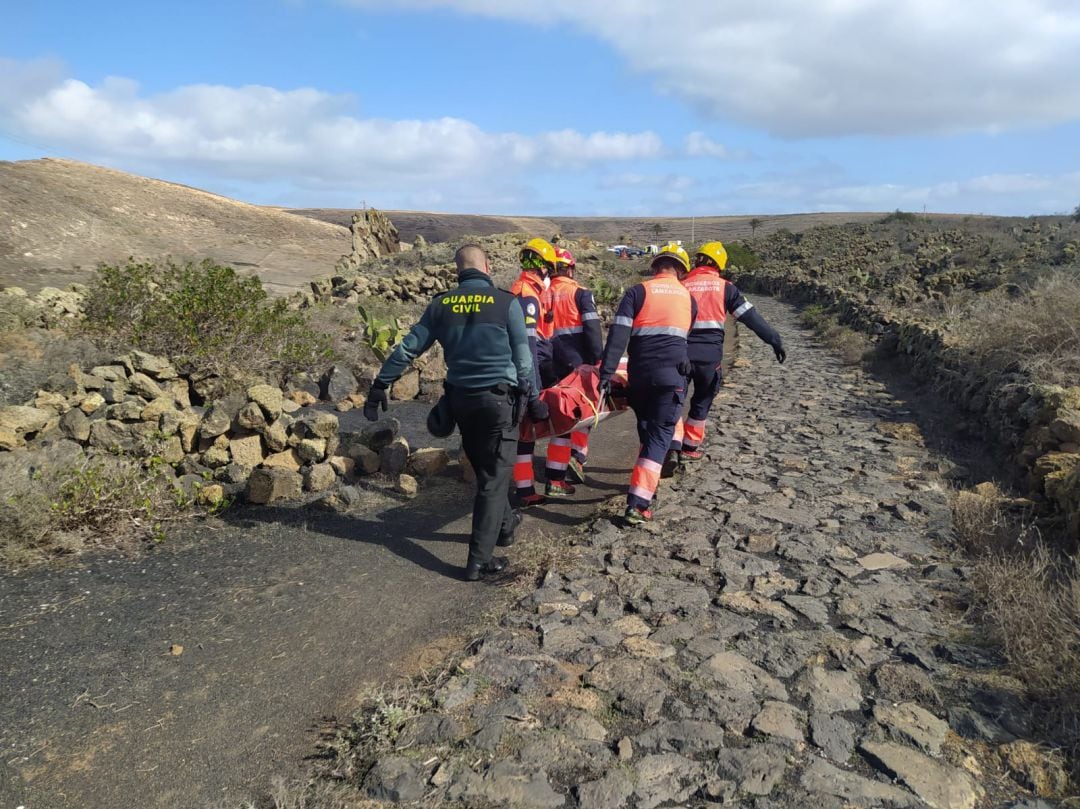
[545,480,576,498]
[680,447,704,461]
[567,457,586,484]
[497,510,523,547]
[518,492,547,507]
[623,506,653,526]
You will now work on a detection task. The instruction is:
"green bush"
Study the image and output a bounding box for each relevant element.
[725,242,761,270]
[82,259,333,381]
[879,209,920,225]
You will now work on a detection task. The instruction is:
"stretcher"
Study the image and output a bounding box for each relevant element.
[519,359,630,442]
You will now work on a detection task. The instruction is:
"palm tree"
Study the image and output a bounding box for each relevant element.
[749,217,763,237]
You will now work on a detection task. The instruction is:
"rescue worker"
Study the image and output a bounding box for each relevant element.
[543,247,603,496]
[511,238,557,506]
[674,241,786,459]
[365,244,548,581]
[598,243,697,525]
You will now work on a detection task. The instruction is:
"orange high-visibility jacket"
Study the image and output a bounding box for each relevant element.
[599,275,695,388]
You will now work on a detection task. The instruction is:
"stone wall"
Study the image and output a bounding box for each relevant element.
[0,349,451,511]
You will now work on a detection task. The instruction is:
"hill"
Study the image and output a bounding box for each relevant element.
[0,159,350,295]
[293,208,903,246]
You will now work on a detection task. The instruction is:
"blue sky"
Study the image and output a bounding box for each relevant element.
[2,1,1079,216]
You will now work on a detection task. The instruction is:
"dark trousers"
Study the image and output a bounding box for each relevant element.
[687,361,723,423]
[448,385,517,567]
[626,383,686,510]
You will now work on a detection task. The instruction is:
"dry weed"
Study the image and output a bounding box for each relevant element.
[958,271,1080,386]
[0,454,181,566]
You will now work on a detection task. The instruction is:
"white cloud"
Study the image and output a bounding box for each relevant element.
[0,60,661,197]
[684,132,731,159]
[343,0,1080,137]
[721,170,1080,215]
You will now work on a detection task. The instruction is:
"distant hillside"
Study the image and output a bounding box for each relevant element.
[0,159,350,295]
[292,208,911,247]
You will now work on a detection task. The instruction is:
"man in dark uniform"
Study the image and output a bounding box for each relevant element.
[598,243,697,525]
[365,244,548,580]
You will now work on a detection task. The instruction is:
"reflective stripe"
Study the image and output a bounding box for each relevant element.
[550,437,571,447]
[525,327,537,337]
[515,455,532,464]
[685,418,707,428]
[637,458,663,474]
[628,485,655,500]
[692,320,725,330]
[546,460,569,470]
[734,301,754,317]
[614,315,633,328]
[582,312,600,321]
[553,326,584,336]
[631,326,689,338]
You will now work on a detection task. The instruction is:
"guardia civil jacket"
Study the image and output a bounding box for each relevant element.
[375,269,534,392]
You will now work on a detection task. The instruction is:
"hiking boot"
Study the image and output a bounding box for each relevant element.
[680,447,704,461]
[567,457,586,484]
[518,491,547,508]
[497,510,523,547]
[545,480,575,498]
[464,556,508,581]
[623,506,653,526]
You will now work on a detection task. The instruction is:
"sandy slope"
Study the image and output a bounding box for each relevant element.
[0,159,349,294]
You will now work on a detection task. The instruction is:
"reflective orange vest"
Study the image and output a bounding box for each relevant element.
[683,267,728,331]
[510,272,553,339]
[630,276,693,337]
[548,275,584,336]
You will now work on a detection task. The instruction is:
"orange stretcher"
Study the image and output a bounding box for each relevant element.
[518,359,630,442]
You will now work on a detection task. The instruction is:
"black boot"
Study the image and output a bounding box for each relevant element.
[464,556,508,582]
[497,510,523,547]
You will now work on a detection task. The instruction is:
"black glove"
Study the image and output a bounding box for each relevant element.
[677,359,693,377]
[364,381,389,421]
[527,397,549,421]
[598,376,612,400]
[773,341,787,364]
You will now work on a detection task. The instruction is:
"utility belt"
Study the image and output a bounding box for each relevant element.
[445,381,513,396]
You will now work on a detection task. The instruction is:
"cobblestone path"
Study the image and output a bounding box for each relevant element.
[355,297,1046,809]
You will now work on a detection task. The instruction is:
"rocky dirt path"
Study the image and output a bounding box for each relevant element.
[355,298,1053,809]
[0,413,639,809]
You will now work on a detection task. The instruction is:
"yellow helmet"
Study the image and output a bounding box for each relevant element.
[651,242,690,273]
[695,241,728,270]
[520,237,557,267]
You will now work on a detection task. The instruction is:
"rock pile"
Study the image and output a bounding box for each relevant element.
[346,299,1057,809]
[0,284,86,325]
[334,209,401,274]
[0,349,451,509]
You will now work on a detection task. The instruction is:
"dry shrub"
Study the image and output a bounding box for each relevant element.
[800,305,872,365]
[0,454,180,566]
[959,271,1080,386]
[958,487,1080,767]
[973,547,1080,758]
[951,487,1023,552]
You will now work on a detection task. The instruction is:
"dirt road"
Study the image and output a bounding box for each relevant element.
[0,411,638,809]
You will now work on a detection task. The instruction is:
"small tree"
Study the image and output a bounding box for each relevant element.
[749,218,763,237]
[652,223,663,239]
[1072,204,1080,223]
